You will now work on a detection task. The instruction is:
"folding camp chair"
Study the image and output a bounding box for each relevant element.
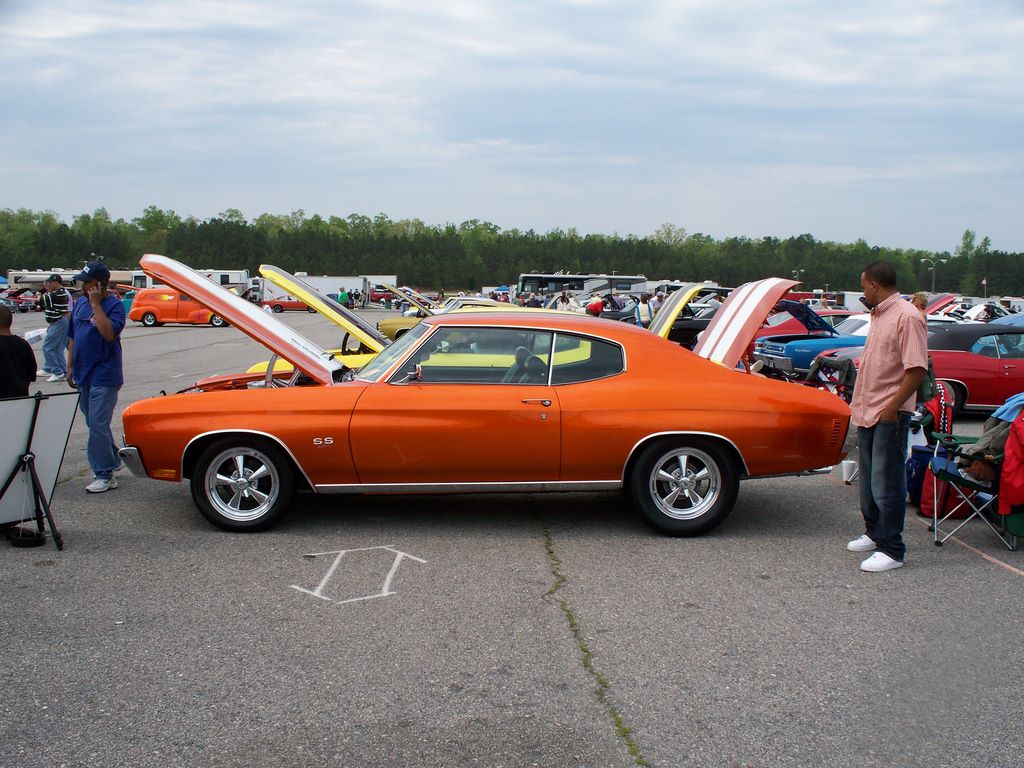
[928,433,1016,550]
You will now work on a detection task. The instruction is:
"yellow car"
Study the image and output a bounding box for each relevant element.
[377,285,521,340]
[246,265,388,374]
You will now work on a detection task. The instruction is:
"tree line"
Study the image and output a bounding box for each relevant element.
[2,206,1021,297]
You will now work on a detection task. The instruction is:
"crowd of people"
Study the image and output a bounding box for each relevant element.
[2,261,126,495]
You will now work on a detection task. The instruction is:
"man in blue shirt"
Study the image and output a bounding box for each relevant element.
[67,260,125,493]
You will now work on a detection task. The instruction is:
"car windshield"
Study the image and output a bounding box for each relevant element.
[354,322,431,382]
[834,317,867,335]
[765,311,795,328]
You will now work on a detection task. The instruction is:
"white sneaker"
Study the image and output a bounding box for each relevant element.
[46,373,66,382]
[37,369,48,376]
[86,477,118,493]
[846,534,876,552]
[860,552,904,573]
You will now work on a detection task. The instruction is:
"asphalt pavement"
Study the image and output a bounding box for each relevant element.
[2,307,1021,768]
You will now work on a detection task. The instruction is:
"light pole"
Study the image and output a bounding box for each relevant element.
[921,257,948,293]
[792,269,805,282]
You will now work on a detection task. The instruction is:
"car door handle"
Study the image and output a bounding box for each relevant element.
[521,399,552,407]
[1004,364,1017,370]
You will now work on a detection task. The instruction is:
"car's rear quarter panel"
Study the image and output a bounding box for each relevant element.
[558,335,850,480]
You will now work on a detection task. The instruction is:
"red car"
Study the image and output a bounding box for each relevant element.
[2,288,42,312]
[759,304,856,337]
[814,322,1024,412]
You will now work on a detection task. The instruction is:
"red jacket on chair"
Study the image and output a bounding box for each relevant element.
[999,411,1024,516]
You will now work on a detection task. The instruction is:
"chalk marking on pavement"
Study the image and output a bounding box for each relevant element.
[908,516,1023,578]
[291,544,427,605]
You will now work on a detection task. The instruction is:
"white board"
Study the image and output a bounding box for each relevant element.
[0,392,79,525]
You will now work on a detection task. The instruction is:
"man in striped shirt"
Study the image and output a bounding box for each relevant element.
[39,274,72,382]
[848,261,928,573]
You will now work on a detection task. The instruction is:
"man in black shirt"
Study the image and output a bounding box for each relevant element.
[0,305,37,398]
[39,274,72,382]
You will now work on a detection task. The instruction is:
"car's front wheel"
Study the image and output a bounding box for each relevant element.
[628,439,738,536]
[209,314,226,327]
[272,304,284,313]
[190,438,295,531]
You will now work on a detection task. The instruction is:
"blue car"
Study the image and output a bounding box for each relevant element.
[753,303,872,376]
[992,312,1024,327]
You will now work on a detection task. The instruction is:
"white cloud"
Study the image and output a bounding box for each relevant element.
[1,0,1022,250]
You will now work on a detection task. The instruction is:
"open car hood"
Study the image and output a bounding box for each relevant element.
[693,278,800,368]
[775,299,837,335]
[140,254,343,386]
[259,265,389,352]
[649,283,704,339]
[925,293,957,315]
[381,282,436,314]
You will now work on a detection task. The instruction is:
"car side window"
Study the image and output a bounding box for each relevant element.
[392,327,553,384]
[550,334,624,385]
[970,334,1001,358]
[997,333,1024,358]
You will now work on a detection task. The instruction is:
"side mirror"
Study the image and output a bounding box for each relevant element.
[393,364,422,385]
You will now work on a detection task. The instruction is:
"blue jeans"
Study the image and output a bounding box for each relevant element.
[78,384,121,480]
[43,317,68,375]
[857,413,911,561]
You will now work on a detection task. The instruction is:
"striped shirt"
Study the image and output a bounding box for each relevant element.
[42,287,71,322]
[850,292,928,428]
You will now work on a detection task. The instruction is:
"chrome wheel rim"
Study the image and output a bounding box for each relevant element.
[648,447,721,520]
[204,447,280,522]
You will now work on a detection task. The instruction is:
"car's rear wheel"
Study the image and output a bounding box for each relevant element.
[272,304,284,313]
[940,380,967,415]
[190,438,295,531]
[307,306,316,313]
[628,439,738,536]
[209,314,226,327]
[141,312,159,327]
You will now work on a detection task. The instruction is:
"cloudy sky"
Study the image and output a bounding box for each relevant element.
[2,0,1022,251]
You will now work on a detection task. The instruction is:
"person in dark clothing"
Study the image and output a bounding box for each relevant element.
[0,305,37,398]
[39,274,72,381]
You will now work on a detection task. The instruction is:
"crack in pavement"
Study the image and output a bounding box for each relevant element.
[542,525,650,766]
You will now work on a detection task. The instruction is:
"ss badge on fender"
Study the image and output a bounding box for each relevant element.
[313,437,334,446]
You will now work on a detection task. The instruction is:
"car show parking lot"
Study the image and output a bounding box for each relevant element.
[3,308,1022,768]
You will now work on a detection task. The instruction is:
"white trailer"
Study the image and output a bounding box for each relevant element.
[293,274,367,296]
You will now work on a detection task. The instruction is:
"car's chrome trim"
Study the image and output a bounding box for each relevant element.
[181,429,315,489]
[622,431,750,478]
[743,466,834,480]
[117,446,147,478]
[313,480,622,494]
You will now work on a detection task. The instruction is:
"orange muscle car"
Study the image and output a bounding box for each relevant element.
[119,256,851,535]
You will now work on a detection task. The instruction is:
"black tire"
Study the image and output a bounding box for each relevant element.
[272,304,284,313]
[940,380,966,415]
[190,437,295,531]
[210,314,226,327]
[141,312,159,327]
[628,438,739,536]
[306,306,316,313]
